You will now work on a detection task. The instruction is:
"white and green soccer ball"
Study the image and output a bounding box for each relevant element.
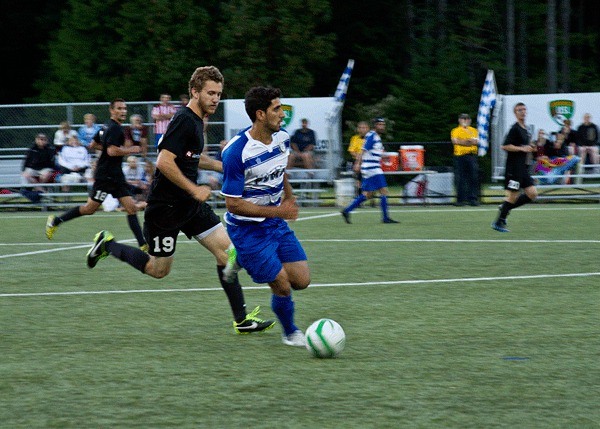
[305,318,346,358]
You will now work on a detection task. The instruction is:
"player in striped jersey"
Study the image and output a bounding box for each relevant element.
[341,117,398,224]
[221,87,310,347]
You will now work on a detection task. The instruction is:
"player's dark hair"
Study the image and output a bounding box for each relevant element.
[188,66,224,97]
[244,87,282,122]
[110,98,126,108]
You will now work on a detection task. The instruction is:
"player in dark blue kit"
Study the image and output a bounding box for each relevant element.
[85,67,274,333]
[491,102,538,232]
[45,98,147,250]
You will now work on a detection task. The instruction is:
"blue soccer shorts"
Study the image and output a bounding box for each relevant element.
[361,173,388,192]
[226,217,307,284]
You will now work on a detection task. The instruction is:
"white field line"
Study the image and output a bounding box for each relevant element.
[1,271,599,298]
[2,237,600,260]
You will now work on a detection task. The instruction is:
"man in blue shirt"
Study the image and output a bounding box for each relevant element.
[341,118,398,224]
[221,87,310,347]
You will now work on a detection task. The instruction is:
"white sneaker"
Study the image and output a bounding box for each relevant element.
[282,330,306,347]
[222,245,242,283]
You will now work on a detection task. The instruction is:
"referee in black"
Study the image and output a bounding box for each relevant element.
[492,102,538,232]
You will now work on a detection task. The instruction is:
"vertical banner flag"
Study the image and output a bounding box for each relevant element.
[326,59,354,123]
[477,69,497,156]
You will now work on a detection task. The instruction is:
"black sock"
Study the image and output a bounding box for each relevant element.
[54,206,82,226]
[127,214,146,247]
[512,194,532,209]
[105,241,150,273]
[217,265,247,323]
[498,201,515,222]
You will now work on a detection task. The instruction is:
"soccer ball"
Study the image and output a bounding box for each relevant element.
[305,318,346,358]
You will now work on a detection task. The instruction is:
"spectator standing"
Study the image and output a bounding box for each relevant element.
[341,118,398,224]
[348,121,370,196]
[576,113,599,169]
[151,93,177,147]
[53,121,78,150]
[124,114,149,158]
[450,113,479,206]
[46,98,147,251]
[178,93,190,109]
[491,103,538,232]
[22,133,56,187]
[288,118,316,170]
[77,113,102,149]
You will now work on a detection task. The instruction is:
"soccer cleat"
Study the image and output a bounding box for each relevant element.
[45,215,57,240]
[86,230,114,268]
[282,330,306,347]
[140,243,149,253]
[222,245,242,283]
[341,211,351,224]
[491,221,510,233]
[382,218,399,224]
[233,306,276,334]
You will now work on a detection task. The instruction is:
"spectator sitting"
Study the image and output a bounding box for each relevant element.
[288,118,316,171]
[57,135,91,191]
[140,159,155,199]
[197,139,225,190]
[54,121,78,150]
[21,133,56,200]
[559,119,579,156]
[77,113,102,149]
[536,132,580,184]
[124,114,149,158]
[122,155,147,201]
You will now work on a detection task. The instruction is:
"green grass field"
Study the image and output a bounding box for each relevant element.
[1,204,599,428]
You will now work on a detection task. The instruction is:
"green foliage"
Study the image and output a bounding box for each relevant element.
[216,0,336,98]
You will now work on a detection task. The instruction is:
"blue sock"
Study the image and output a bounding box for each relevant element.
[344,194,366,213]
[271,294,298,336]
[381,195,389,220]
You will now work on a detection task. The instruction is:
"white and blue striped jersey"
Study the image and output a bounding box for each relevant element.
[361,130,384,178]
[221,127,290,225]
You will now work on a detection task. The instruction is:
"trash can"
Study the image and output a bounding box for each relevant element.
[334,178,355,207]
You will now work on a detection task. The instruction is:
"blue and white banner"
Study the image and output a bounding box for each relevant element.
[477,69,497,156]
[326,59,354,123]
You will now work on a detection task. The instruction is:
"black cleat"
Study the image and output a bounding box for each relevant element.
[341,211,351,224]
[233,306,276,334]
[382,218,399,224]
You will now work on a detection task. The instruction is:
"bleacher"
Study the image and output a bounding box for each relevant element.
[0,147,333,210]
[489,163,600,202]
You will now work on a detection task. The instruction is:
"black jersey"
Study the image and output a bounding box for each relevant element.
[95,119,126,182]
[504,122,531,172]
[148,107,204,203]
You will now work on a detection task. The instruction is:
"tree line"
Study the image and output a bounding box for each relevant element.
[3,0,600,145]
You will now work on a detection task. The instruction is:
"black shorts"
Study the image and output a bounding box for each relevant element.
[89,179,132,202]
[143,200,221,257]
[504,169,535,191]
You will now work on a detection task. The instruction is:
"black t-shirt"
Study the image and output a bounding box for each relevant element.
[95,120,126,182]
[291,128,316,151]
[577,123,599,146]
[504,122,530,172]
[148,107,204,203]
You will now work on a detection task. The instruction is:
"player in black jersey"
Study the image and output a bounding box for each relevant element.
[46,99,147,249]
[85,66,274,334]
[492,102,538,232]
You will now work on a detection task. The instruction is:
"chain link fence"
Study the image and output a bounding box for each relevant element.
[0,101,226,156]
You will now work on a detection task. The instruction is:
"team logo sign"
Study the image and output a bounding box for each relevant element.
[549,100,575,126]
[281,104,293,128]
